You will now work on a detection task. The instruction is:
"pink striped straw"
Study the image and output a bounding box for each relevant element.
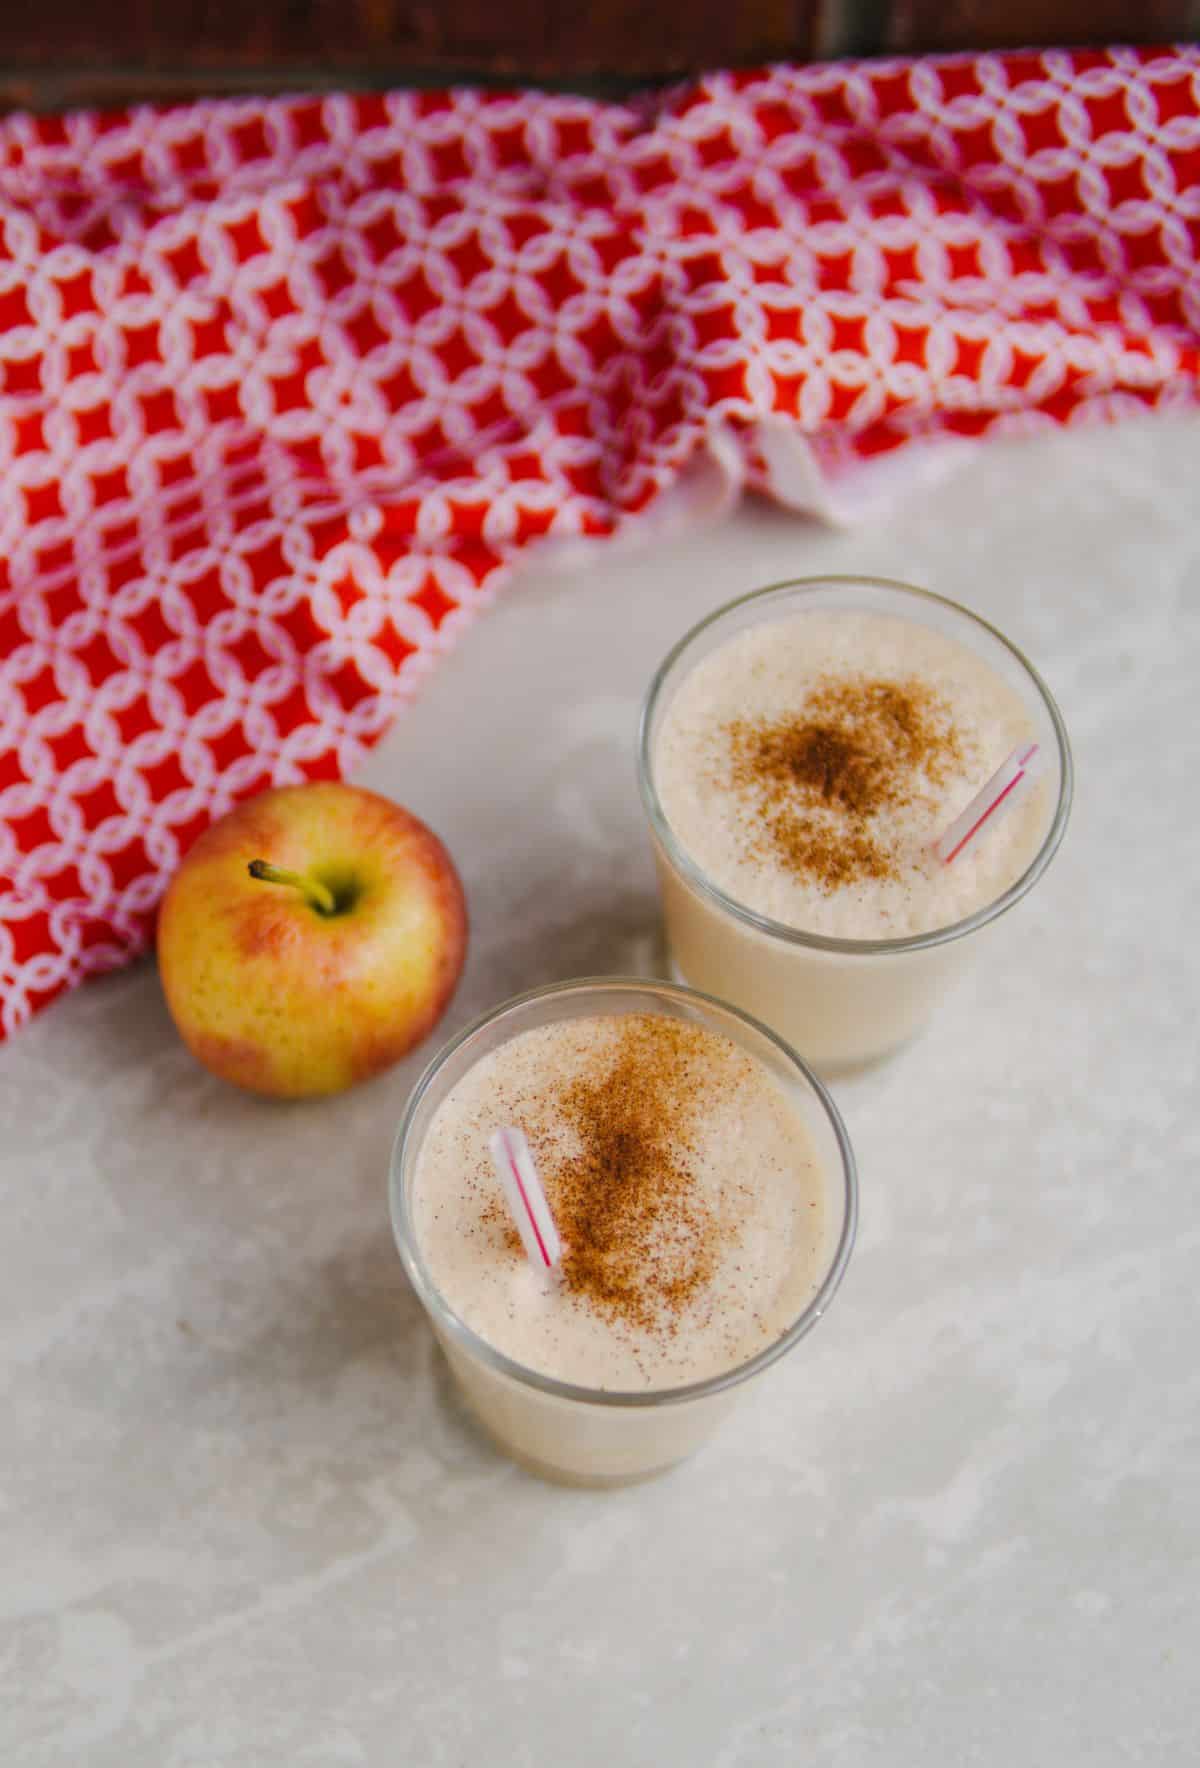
[489,1126,563,1276]
[936,743,1040,866]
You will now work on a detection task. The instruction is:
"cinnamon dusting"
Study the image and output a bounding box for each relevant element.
[532,1018,734,1332]
[725,675,963,890]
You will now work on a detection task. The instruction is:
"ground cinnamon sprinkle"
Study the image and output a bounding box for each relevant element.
[526,1018,730,1333]
[725,675,963,889]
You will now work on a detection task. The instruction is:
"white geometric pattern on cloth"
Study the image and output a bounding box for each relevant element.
[2,48,1198,1035]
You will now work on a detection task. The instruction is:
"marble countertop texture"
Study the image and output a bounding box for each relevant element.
[3,416,1199,1767]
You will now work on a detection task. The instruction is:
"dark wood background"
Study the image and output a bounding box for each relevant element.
[0,0,1196,111]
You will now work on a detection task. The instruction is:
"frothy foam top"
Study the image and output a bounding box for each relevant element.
[412,1013,831,1391]
[654,609,1049,939]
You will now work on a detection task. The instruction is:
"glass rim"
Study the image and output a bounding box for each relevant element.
[388,975,859,1410]
[637,573,1075,957]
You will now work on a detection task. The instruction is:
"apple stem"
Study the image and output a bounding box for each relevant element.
[247,860,337,917]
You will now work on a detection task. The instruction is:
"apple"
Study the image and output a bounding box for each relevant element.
[157,783,467,1098]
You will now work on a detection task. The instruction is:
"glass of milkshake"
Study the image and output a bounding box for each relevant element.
[639,576,1073,1073]
[389,977,857,1485]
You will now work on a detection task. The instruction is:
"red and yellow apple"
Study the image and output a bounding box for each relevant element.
[157,783,467,1097]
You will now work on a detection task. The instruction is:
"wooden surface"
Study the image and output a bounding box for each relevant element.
[884,0,1198,51]
[0,0,815,110]
[0,0,1195,111]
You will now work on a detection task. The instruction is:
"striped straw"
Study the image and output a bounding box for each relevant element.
[489,1126,562,1277]
[936,743,1040,866]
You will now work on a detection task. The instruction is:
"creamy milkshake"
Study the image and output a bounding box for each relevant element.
[640,577,1072,1071]
[390,979,856,1484]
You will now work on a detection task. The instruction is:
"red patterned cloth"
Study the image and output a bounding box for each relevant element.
[2,48,1199,1036]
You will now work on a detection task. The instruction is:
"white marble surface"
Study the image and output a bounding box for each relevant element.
[4,417,1199,1766]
